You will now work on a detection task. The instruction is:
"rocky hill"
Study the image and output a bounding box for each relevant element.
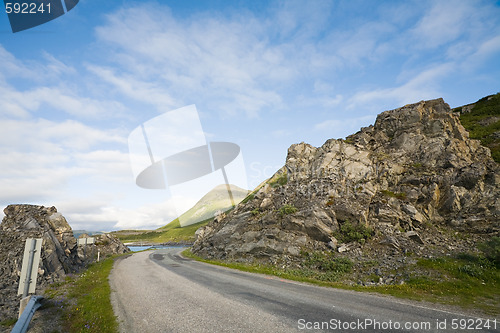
[192,98,499,282]
[0,204,129,322]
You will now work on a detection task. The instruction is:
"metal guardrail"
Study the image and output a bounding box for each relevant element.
[11,296,43,333]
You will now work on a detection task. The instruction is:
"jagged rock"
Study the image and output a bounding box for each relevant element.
[338,243,357,253]
[260,197,273,210]
[0,204,129,322]
[380,236,400,250]
[327,237,338,250]
[405,231,424,244]
[193,99,499,267]
[77,233,129,261]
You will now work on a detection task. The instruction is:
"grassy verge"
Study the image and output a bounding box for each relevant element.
[0,318,17,328]
[182,248,350,287]
[44,255,125,332]
[356,255,500,316]
[183,249,500,316]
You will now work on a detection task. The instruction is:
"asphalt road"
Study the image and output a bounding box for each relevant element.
[109,248,499,333]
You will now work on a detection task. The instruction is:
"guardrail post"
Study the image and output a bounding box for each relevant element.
[22,239,36,298]
[11,295,43,333]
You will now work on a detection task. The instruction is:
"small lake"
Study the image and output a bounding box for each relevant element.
[128,245,188,252]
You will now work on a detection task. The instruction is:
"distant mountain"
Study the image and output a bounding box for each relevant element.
[72,230,105,238]
[112,218,210,244]
[162,184,250,228]
[113,184,250,244]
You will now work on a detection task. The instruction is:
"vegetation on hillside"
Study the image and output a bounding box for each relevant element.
[455,92,500,163]
[269,170,288,187]
[375,251,500,316]
[173,184,248,226]
[278,204,298,216]
[333,221,374,244]
[113,218,211,244]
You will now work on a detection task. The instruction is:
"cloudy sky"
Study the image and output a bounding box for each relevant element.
[0,0,499,231]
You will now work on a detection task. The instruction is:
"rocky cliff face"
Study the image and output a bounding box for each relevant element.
[193,99,499,272]
[0,204,129,322]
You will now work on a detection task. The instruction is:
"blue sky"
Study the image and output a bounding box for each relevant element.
[0,0,499,230]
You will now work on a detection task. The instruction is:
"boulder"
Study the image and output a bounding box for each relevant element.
[0,204,129,322]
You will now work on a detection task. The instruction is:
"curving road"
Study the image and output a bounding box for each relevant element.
[109,248,499,333]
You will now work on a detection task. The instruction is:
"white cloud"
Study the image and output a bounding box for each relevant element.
[61,199,179,231]
[269,0,334,40]
[462,35,500,70]
[0,84,32,118]
[86,65,178,111]
[93,4,292,118]
[315,115,375,139]
[0,45,33,78]
[0,118,125,152]
[0,152,73,202]
[409,0,500,62]
[0,45,78,84]
[42,51,77,77]
[73,150,133,183]
[411,0,471,49]
[2,86,127,119]
[335,21,395,66]
[347,63,454,112]
[0,117,129,207]
[0,45,128,120]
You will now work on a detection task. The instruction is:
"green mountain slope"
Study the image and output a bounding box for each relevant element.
[113,184,249,244]
[454,92,500,163]
[113,218,212,244]
[169,184,249,228]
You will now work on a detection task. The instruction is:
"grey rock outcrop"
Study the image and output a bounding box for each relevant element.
[77,233,130,260]
[0,204,129,322]
[193,99,499,267]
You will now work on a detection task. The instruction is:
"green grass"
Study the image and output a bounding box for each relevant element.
[458,92,500,163]
[44,255,124,332]
[380,189,407,200]
[333,221,374,244]
[182,248,352,284]
[360,254,500,315]
[269,171,288,188]
[114,218,210,243]
[278,204,297,216]
[0,318,17,328]
[240,193,255,204]
[301,251,353,281]
[477,236,500,267]
[240,178,272,205]
[184,249,500,316]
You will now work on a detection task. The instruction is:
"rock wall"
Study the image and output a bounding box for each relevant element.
[192,99,499,266]
[0,204,129,322]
